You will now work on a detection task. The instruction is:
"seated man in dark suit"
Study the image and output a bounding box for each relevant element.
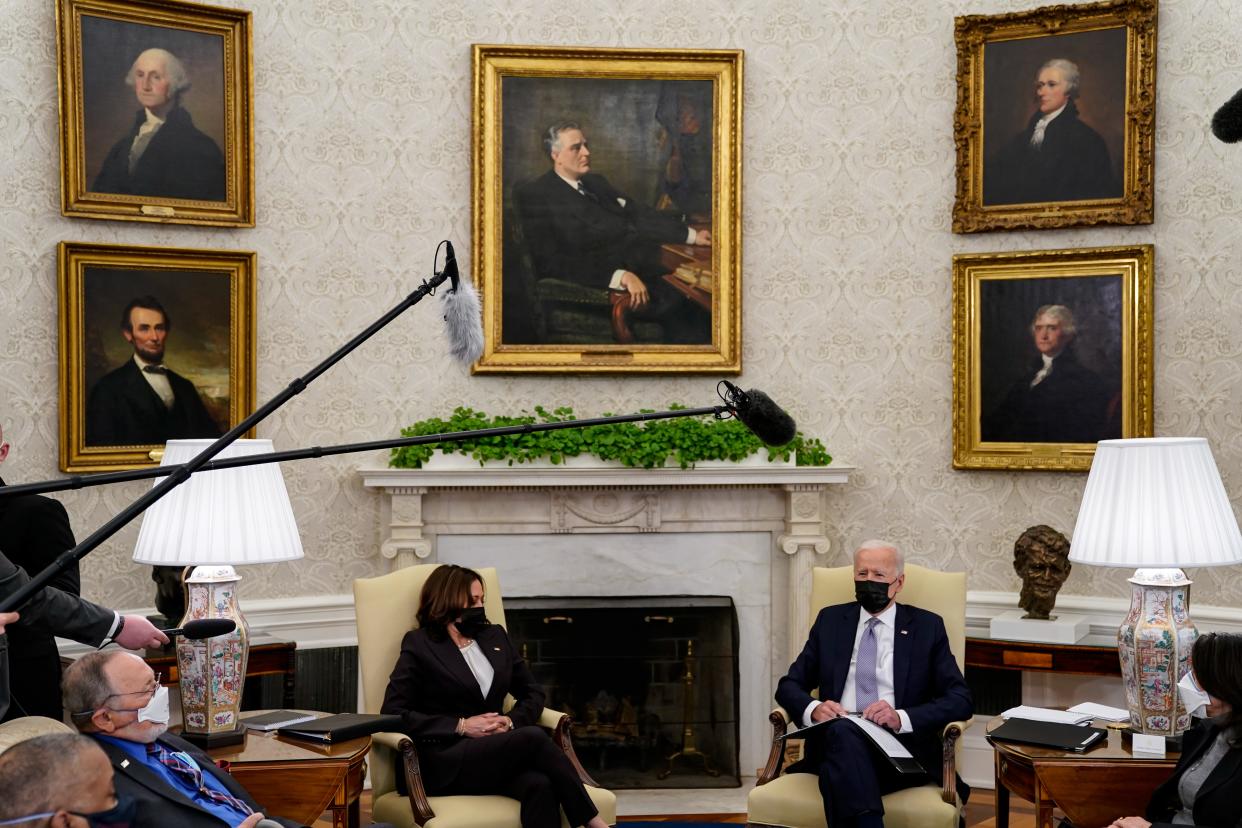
[85,295,222,447]
[776,540,973,828]
[514,120,712,344]
[64,650,302,828]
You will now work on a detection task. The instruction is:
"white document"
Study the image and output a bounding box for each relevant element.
[1001,705,1093,725]
[846,714,914,759]
[1066,702,1130,722]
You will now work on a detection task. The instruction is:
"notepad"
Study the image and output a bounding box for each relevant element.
[242,710,318,731]
[1001,705,1094,726]
[1066,702,1130,722]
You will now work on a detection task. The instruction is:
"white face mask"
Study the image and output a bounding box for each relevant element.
[1178,671,1211,719]
[136,684,171,724]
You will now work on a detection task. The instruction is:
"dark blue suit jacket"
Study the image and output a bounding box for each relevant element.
[776,602,973,779]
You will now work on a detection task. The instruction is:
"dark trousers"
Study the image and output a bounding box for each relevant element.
[431,727,598,828]
[807,720,929,827]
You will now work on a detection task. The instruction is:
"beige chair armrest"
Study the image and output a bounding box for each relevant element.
[757,707,793,785]
[372,730,411,752]
[538,707,568,730]
[373,730,435,824]
[538,707,600,788]
[939,717,973,806]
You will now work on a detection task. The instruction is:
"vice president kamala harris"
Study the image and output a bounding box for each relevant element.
[380,565,609,828]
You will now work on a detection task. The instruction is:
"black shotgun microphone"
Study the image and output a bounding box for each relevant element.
[437,240,484,365]
[719,381,798,446]
[160,618,237,640]
[1212,88,1242,143]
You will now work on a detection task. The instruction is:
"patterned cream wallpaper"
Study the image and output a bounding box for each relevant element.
[2,0,1241,611]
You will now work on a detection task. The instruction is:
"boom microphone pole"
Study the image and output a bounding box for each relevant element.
[0,382,798,498]
[0,242,473,615]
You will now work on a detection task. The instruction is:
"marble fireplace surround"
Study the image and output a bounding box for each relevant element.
[358,462,853,775]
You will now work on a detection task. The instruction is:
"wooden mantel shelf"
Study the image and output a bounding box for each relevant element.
[357,461,854,490]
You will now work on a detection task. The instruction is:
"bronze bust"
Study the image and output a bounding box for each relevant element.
[1013,524,1071,620]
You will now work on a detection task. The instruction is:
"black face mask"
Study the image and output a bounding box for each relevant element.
[78,793,139,828]
[854,579,893,614]
[455,606,490,638]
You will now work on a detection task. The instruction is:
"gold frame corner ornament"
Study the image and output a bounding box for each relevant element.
[55,0,255,227]
[951,0,1157,233]
[470,44,743,374]
[951,244,1154,471]
[57,241,257,472]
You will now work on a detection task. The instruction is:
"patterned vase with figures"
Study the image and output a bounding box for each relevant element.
[177,565,250,742]
[1117,569,1197,737]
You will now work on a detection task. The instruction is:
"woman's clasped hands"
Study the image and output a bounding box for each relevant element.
[458,712,513,738]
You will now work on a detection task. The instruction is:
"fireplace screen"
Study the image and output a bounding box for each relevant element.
[506,596,740,789]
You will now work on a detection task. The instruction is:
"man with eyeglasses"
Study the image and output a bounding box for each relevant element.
[0,553,168,723]
[62,651,301,828]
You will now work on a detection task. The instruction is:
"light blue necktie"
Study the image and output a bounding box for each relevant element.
[855,617,881,710]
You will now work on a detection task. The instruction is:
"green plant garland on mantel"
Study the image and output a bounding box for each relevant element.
[389,405,832,470]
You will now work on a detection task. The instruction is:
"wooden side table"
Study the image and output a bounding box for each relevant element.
[987,716,1177,828]
[966,633,1121,677]
[209,713,371,828]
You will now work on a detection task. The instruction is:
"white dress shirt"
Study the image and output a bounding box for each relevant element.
[134,354,175,409]
[1029,103,1067,148]
[801,602,913,734]
[1029,354,1055,387]
[459,639,495,698]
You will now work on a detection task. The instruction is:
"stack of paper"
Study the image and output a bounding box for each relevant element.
[1067,702,1130,722]
[1000,705,1094,725]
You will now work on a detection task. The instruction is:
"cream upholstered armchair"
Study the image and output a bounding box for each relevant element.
[747,564,972,828]
[353,564,617,828]
[0,716,72,754]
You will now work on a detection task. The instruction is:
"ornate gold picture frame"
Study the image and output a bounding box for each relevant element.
[952,245,1154,471]
[56,0,254,226]
[58,242,256,472]
[952,0,1156,233]
[472,45,743,373]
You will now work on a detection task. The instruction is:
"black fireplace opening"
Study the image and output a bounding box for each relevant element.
[506,595,741,789]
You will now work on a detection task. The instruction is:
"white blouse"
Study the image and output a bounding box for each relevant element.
[458,639,495,698]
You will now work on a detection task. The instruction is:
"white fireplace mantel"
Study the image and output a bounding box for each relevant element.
[359,460,853,775]
[358,462,853,658]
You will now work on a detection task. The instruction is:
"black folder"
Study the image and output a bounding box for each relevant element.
[990,717,1107,753]
[277,713,403,744]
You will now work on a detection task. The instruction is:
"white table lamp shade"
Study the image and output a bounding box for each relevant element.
[132,439,304,566]
[1070,437,1242,568]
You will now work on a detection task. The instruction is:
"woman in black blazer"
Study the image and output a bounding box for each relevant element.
[381,564,608,828]
[1110,632,1242,828]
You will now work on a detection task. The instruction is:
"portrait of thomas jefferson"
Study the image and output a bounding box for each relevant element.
[983,57,1122,206]
[982,303,1119,445]
[90,47,225,201]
